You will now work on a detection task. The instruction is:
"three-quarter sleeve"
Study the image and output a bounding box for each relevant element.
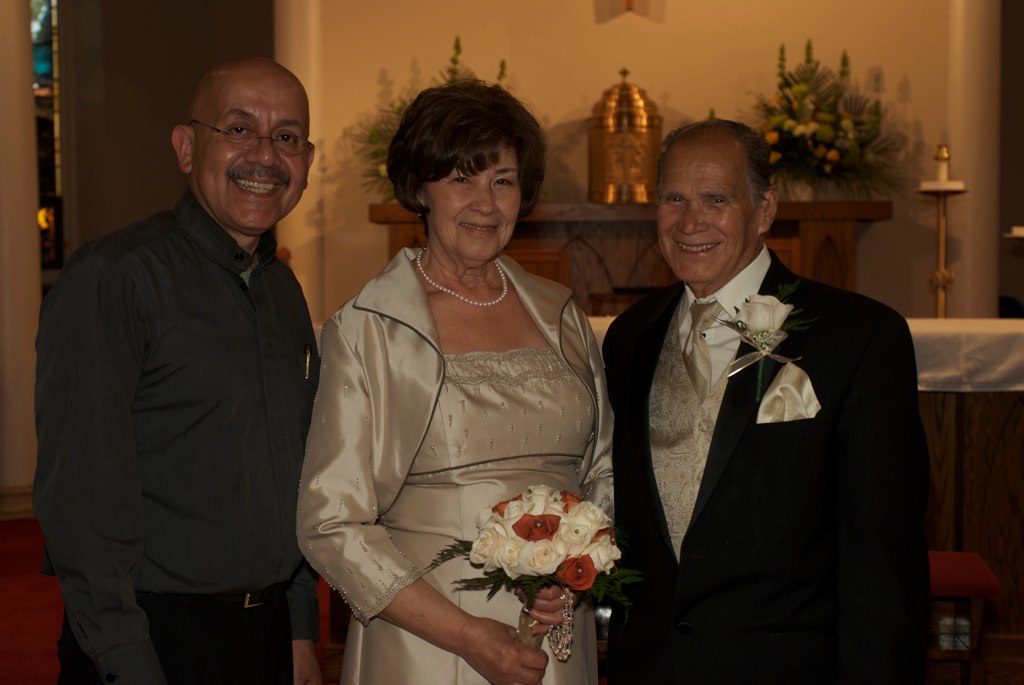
[297,312,436,624]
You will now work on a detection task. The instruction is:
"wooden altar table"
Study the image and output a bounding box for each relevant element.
[910,318,1024,677]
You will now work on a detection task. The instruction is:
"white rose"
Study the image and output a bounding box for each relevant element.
[524,484,556,514]
[475,507,500,531]
[583,535,622,574]
[516,539,562,576]
[553,503,609,556]
[496,538,524,576]
[737,295,793,332]
[476,511,521,546]
[554,519,598,557]
[527,484,556,499]
[469,523,509,569]
[543,496,568,516]
[566,501,611,530]
[502,499,527,520]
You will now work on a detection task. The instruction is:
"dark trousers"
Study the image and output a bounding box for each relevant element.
[57,591,292,684]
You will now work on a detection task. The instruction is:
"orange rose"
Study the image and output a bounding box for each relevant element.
[512,513,561,541]
[557,555,598,591]
[560,491,583,512]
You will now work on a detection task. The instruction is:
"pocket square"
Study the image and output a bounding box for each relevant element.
[756,363,821,423]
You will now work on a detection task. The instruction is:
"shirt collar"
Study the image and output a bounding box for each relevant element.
[174,190,277,275]
[684,245,771,319]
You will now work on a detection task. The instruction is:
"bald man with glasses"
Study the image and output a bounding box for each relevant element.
[34,57,322,685]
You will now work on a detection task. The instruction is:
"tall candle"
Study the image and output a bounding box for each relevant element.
[936,144,950,182]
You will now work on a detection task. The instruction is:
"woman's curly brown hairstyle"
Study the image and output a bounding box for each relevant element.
[387,80,546,221]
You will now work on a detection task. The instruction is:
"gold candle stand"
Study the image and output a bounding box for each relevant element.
[917,185,967,318]
[918,145,967,318]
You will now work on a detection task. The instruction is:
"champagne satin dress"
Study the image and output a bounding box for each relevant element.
[339,347,601,685]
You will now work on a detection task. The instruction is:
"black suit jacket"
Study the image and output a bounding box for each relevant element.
[603,255,930,684]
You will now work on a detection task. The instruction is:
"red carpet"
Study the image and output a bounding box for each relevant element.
[0,518,337,684]
[0,517,61,685]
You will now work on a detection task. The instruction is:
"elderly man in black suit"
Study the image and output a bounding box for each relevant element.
[602,118,929,684]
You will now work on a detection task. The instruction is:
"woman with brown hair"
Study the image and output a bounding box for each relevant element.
[298,80,612,685]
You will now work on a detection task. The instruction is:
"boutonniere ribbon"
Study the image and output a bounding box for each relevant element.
[726,328,800,378]
[719,281,816,402]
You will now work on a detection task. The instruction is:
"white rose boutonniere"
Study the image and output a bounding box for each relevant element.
[738,295,794,332]
[720,281,816,401]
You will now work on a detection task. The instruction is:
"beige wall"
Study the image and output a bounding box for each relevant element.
[0,0,41,514]
[289,0,990,320]
[59,0,275,252]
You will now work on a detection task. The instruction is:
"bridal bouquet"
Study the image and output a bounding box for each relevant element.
[431,484,640,662]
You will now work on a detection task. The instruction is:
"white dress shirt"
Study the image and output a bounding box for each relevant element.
[680,246,772,386]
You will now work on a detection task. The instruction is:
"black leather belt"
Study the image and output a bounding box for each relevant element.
[239,583,281,608]
[137,583,282,609]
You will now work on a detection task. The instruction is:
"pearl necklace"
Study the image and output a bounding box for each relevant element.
[415,247,508,307]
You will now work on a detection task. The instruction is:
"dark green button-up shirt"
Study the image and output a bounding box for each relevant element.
[34,190,321,683]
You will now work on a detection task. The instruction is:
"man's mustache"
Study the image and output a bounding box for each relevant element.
[227,164,291,187]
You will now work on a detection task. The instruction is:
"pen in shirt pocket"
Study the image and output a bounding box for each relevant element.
[304,344,311,380]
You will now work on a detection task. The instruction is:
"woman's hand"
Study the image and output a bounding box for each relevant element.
[454,614,548,685]
[380,579,548,685]
[516,585,572,634]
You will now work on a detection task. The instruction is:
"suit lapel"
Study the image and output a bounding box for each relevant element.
[687,255,799,530]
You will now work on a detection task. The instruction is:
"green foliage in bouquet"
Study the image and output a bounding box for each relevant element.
[353,37,508,200]
[753,40,903,198]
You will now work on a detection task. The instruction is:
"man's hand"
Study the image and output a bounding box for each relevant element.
[292,639,322,685]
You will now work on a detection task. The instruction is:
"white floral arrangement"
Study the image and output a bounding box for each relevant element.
[470,485,618,578]
[431,484,640,661]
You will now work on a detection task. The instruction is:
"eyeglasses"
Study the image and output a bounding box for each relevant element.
[189,120,313,156]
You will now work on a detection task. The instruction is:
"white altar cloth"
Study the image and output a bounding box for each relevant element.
[907,318,1024,392]
[587,316,1024,393]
